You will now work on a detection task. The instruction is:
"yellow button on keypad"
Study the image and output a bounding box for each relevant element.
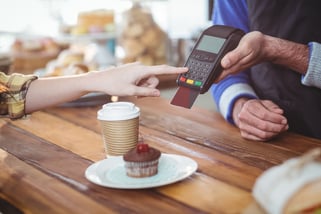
[186,79,194,85]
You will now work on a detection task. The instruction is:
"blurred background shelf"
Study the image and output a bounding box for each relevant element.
[0,0,216,110]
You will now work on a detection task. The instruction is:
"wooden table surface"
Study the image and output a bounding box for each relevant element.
[1,96,321,214]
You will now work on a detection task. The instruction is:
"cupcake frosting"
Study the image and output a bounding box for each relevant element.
[123,143,161,162]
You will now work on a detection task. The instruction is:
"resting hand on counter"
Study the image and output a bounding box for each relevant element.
[232,98,289,141]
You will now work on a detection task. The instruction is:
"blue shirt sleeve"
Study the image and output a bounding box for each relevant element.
[210,0,258,124]
[212,0,249,32]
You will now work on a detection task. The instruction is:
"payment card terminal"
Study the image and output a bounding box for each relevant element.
[170,25,245,108]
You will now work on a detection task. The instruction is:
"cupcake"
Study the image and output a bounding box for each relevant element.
[123,143,161,178]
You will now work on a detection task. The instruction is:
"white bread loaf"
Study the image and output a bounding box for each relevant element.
[253,148,321,214]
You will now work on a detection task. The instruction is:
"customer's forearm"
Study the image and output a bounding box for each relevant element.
[263,34,309,74]
[25,74,90,113]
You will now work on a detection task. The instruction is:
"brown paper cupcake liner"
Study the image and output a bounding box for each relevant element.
[124,159,159,178]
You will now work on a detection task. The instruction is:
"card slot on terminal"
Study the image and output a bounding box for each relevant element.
[170,86,200,109]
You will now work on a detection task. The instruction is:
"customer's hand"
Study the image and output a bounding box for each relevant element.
[232,98,289,141]
[87,62,188,97]
[25,62,187,113]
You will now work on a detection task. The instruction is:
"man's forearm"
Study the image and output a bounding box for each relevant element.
[263,34,309,74]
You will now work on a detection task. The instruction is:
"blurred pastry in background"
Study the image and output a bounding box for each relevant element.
[10,37,68,73]
[57,49,84,66]
[118,3,168,65]
[66,9,115,36]
[43,60,90,77]
[41,44,98,77]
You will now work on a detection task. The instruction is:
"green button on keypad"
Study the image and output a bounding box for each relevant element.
[195,81,202,86]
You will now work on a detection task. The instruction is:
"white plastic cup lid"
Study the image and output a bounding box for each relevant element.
[97,102,140,121]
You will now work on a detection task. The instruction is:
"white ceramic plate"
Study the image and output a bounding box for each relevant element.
[85,154,198,189]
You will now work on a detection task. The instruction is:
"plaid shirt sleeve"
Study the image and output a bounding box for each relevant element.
[0,72,38,119]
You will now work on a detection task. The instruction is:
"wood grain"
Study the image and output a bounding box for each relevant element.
[0,123,206,213]
[1,97,321,213]
[0,149,113,214]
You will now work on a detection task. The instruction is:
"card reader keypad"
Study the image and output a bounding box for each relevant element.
[179,53,216,88]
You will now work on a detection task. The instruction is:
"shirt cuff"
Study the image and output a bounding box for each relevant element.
[1,73,37,119]
[302,42,321,88]
[218,83,257,124]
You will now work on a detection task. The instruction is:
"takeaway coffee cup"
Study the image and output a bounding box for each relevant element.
[97,102,140,157]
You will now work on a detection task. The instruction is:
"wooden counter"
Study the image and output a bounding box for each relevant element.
[1,96,321,213]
